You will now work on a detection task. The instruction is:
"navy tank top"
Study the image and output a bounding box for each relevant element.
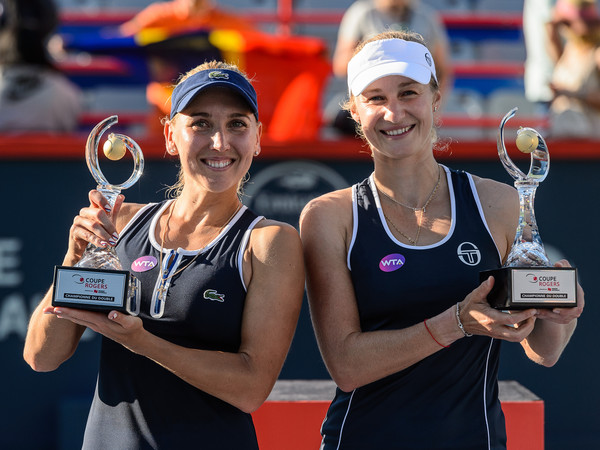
[82,200,263,450]
[321,167,507,450]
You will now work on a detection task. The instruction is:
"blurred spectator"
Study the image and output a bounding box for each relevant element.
[0,0,82,133]
[117,0,331,141]
[329,0,452,135]
[547,0,600,138]
[523,0,557,113]
[118,0,257,95]
[119,0,260,135]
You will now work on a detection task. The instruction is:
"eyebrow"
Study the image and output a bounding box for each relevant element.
[187,111,253,119]
[362,80,419,96]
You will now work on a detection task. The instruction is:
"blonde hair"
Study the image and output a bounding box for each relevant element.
[343,30,441,148]
[164,60,257,199]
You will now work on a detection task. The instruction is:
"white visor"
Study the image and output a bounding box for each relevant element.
[347,38,438,96]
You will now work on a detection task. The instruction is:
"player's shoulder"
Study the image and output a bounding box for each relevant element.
[115,202,151,232]
[471,175,518,226]
[472,175,517,203]
[299,187,353,242]
[301,187,352,220]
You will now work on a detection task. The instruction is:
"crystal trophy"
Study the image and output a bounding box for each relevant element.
[52,116,143,314]
[480,108,577,309]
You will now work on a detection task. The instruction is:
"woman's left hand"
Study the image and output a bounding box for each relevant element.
[519,259,583,366]
[43,306,145,352]
[533,259,584,325]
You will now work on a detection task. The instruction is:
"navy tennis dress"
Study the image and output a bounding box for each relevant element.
[321,167,507,450]
[82,200,262,449]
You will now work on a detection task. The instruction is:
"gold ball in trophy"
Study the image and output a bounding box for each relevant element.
[103,134,127,160]
[515,129,539,154]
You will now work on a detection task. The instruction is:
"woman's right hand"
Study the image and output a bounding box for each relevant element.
[65,190,124,264]
[458,276,538,342]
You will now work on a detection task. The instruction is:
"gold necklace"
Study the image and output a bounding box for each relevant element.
[157,200,242,289]
[379,165,442,245]
[383,211,422,245]
[378,165,442,213]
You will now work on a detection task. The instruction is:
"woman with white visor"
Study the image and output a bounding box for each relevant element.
[300,30,583,449]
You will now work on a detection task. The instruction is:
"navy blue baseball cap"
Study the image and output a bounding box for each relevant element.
[170,68,259,120]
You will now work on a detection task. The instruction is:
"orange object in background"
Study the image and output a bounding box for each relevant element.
[502,400,545,450]
[240,31,331,142]
[251,380,544,450]
[253,401,329,450]
[142,28,331,142]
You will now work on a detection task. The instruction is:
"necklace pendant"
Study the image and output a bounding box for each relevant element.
[155,282,168,304]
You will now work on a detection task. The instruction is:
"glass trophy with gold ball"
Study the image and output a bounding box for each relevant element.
[52,116,144,315]
[480,108,577,309]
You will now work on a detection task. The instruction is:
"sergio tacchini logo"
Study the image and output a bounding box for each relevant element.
[457,242,481,266]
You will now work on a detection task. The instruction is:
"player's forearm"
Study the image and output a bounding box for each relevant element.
[522,318,576,367]
[131,333,277,413]
[23,288,85,371]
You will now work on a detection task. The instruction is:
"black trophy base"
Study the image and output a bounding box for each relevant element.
[480,266,578,310]
[52,266,130,312]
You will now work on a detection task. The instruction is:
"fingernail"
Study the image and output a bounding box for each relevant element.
[112,232,119,240]
[110,312,118,320]
[104,205,112,214]
[108,239,117,246]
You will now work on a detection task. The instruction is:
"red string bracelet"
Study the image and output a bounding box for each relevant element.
[424,319,449,348]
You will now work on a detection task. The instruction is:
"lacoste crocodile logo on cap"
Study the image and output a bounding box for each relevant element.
[208,71,229,80]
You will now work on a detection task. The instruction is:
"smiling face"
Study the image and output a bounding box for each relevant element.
[165,86,262,197]
[350,74,440,162]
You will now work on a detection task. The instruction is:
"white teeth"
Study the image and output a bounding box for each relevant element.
[386,126,411,136]
[206,159,232,168]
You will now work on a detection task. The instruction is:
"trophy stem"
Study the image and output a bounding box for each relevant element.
[504,180,550,267]
[74,184,124,269]
[98,186,121,210]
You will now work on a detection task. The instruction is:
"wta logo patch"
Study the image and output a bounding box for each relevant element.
[131,256,158,272]
[379,253,406,272]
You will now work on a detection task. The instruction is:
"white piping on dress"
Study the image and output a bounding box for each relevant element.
[466,174,503,265]
[238,213,264,292]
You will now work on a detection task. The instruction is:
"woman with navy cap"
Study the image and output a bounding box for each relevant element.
[300,31,584,449]
[24,60,304,449]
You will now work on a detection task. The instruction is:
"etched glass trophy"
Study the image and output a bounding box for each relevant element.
[52,116,143,314]
[480,108,577,309]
